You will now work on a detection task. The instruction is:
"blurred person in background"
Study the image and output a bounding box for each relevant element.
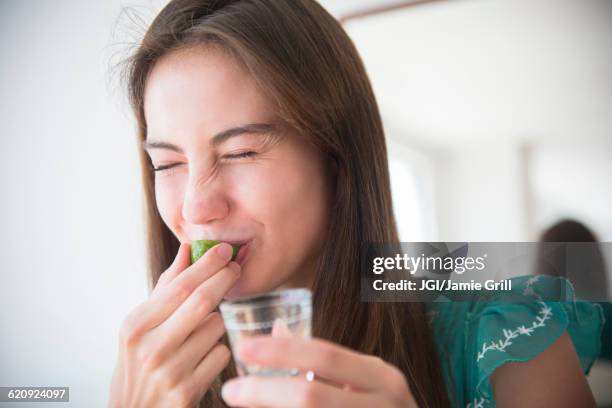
[537,219,611,360]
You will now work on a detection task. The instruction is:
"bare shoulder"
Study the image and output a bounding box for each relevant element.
[490,331,596,407]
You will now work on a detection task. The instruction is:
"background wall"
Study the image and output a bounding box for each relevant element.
[345,0,612,287]
[0,1,149,406]
[1,0,610,406]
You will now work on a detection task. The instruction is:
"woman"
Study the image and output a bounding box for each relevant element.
[110,0,603,406]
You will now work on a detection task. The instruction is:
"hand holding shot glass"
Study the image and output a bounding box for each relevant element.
[218,291,418,408]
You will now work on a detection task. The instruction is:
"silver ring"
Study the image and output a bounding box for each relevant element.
[305,370,316,382]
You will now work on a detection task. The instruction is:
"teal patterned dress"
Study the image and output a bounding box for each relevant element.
[426,275,606,407]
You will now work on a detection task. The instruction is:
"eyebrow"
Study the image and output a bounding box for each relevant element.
[142,123,278,154]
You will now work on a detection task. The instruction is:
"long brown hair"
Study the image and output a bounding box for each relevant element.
[121,0,450,406]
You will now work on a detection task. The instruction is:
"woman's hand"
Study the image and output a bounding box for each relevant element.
[109,242,241,408]
[220,336,418,408]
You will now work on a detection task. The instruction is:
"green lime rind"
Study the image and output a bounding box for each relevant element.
[190,240,241,264]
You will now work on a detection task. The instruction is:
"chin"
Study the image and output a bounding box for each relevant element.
[222,264,281,302]
[222,266,259,301]
[223,282,248,301]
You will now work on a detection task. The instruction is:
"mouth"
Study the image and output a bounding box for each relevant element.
[233,239,252,267]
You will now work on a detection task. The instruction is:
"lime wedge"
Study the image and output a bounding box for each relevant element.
[191,240,241,264]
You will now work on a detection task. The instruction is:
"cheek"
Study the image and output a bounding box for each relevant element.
[154,176,185,234]
[236,155,329,262]
[234,162,327,230]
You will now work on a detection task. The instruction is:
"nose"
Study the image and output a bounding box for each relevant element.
[181,170,230,225]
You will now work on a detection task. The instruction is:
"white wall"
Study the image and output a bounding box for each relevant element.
[431,140,528,242]
[343,0,612,146]
[529,136,612,242]
[387,136,439,242]
[0,1,159,406]
[343,0,612,247]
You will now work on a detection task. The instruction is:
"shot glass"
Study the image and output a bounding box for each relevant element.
[219,288,312,377]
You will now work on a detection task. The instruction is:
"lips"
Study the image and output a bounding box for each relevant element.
[234,240,252,266]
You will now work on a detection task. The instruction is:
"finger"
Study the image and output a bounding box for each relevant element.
[120,244,195,341]
[153,243,191,291]
[190,342,232,399]
[166,312,226,375]
[237,336,398,394]
[155,262,241,351]
[220,376,379,408]
[132,242,235,332]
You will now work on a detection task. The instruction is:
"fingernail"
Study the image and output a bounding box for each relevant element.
[221,380,240,403]
[216,243,233,260]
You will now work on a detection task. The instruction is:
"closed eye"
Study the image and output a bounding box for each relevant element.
[151,163,182,172]
[223,151,258,160]
[151,151,257,172]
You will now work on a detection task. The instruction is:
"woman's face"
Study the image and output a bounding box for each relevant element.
[143,46,331,299]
